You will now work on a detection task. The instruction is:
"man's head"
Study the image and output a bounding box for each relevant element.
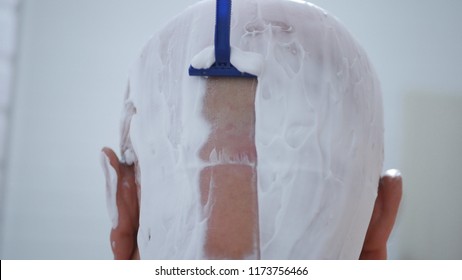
[103,0,398,259]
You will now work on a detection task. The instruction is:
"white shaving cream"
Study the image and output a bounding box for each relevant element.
[120,0,383,259]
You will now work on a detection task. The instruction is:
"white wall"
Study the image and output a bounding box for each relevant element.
[0,0,19,253]
[0,0,200,259]
[1,0,461,259]
[400,93,462,259]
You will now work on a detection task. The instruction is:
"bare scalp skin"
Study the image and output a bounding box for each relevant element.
[199,77,260,259]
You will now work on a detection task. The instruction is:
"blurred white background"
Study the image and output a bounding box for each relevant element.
[0,0,461,259]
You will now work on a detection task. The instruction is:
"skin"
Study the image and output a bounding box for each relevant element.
[102,147,140,260]
[360,169,403,259]
[102,147,402,260]
[199,78,259,259]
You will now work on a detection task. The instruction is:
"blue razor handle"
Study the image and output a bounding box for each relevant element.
[189,0,256,77]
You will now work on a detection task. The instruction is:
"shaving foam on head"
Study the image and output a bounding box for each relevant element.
[100,152,119,229]
[121,0,383,259]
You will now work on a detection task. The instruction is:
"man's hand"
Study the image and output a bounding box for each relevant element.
[101,147,140,260]
[360,169,403,259]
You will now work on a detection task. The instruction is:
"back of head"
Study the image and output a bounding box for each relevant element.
[121,0,383,259]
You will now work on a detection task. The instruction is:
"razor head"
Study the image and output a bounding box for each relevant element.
[189,62,256,78]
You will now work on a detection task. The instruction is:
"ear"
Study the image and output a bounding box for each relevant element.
[101,147,140,259]
[360,169,403,259]
[102,147,122,175]
[101,147,123,230]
